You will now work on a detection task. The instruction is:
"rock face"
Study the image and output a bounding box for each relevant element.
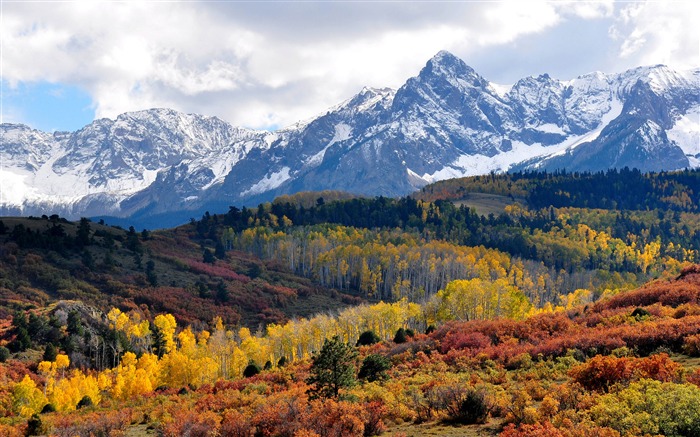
[2,52,698,227]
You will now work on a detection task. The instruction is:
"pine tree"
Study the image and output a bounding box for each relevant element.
[358,354,391,382]
[306,336,358,399]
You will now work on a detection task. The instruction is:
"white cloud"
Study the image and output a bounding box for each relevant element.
[611,1,700,70]
[1,1,697,131]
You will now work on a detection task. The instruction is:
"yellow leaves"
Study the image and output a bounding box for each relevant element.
[107,308,152,353]
[154,313,177,353]
[37,361,54,376]
[50,371,101,412]
[12,375,47,417]
[434,278,532,322]
[111,351,158,401]
[55,353,70,370]
[178,327,197,356]
[213,316,225,332]
[107,308,130,331]
[560,289,593,310]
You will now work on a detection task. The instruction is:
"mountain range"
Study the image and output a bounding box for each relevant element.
[1,51,698,228]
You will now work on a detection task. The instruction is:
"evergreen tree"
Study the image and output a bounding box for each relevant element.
[215,241,226,259]
[43,344,58,362]
[216,281,229,303]
[203,249,215,264]
[76,217,91,247]
[11,327,31,352]
[67,310,84,337]
[146,260,158,286]
[82,250,95,270]
[0,346,10,363]
[358,354,391,382]
[356,330,381,346]
[393,327,408,344]
[243,361,261,378]
[306,336,358,399]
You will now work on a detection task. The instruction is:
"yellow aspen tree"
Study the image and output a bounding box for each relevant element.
[154,313,177,354]
[55,354,70,379]
[12,375,47,417]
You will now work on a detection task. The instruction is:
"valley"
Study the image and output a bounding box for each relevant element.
[0,170,699,436]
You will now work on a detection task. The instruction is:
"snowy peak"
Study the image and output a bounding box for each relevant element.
[615,64,698,96]
[345,87,396,113]
[416,50,491,94]
[423,50,479,80]
[1,53,698,228]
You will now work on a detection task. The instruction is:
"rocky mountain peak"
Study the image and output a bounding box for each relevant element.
[1,53,698,228]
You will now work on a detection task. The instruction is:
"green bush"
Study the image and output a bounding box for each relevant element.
[393,328,407,344]
[243,362,261,378]
[27,414,46,435]
[358,354,391,382]
[77,395,93,409]
[41,403,56,414]
[0,346,10,363]
[356,330,381,346]
[590,379,700,436]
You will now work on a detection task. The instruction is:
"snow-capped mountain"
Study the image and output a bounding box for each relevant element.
[1,51,698,227]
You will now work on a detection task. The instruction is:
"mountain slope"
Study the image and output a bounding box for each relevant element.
[1,52,698,227]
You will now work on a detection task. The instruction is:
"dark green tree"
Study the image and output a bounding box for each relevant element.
[306,336,358,399]
[215,241,226,259]
[356,330,381,346]
[67,310,84,337]
[26,414,46,435]
[76,217,91,247]
[393,327,408,344]
[358,354,391,382]
[133,253,143,270]
[243,361,261,378]
[203,248,215,264]
[82,250,95,270]
[145,260,158,286]
[11,327,31,352]
[43,344,58,362]
[126,226,142,253]
[216,281,229,303]
[76,395,93,409]
[151,325,167,358]
[0,346,10,363]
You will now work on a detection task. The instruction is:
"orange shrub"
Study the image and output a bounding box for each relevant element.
[568,353,682,392]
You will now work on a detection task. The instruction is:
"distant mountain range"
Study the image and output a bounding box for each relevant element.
[1,51,698,228]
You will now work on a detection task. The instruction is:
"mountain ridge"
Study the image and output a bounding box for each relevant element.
[2,51,698,227]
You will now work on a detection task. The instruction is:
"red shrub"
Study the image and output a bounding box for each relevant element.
[220,410,254,437]
[440,331,492,354]
[569,353,682,392]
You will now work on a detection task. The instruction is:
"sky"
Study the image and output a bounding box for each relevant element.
[1,1,698,133]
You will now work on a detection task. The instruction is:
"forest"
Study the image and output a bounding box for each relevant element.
[1,169,699,436]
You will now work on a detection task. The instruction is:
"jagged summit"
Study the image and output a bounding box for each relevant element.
[1,52,698,228]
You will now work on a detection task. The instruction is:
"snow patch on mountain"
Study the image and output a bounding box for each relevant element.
[668,106,700,167]
[489,82,512,98]
[306,123,353,167]
[241,167,291,196]
[534,123,566,135]
[547,97,624,158]
[0,170,33,206]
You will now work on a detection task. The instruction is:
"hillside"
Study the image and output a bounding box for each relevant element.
[1,265,699,436]
[1,169,699,435]
[0,215,355,327]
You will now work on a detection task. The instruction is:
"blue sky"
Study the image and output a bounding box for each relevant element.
[1,1,698,132]
[1,80,94,131]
